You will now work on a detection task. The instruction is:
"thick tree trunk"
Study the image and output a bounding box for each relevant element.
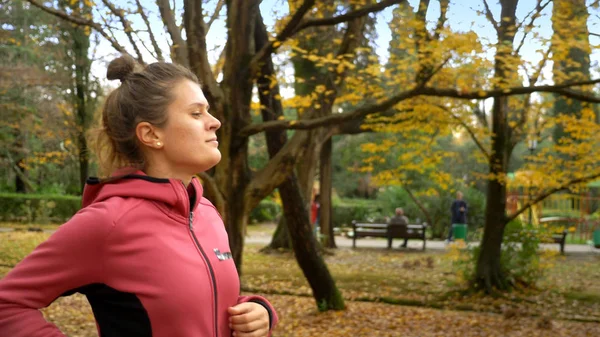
[475,148,510,292]
[265,217,292,250]
[474,0,518,293]
[267,136,321,249]
[225,185,249,273]
[254,12,344,310]
[15,158,26,193]
[319,138,336,248]
[279,175,345,310]
[77,132,89,192]
[218,0,259,274]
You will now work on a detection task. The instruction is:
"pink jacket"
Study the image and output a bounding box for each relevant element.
[0,172,277,337]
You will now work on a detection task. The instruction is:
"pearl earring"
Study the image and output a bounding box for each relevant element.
[156,141,162,147]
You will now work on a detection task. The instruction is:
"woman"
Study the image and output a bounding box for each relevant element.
[0,55,277,337]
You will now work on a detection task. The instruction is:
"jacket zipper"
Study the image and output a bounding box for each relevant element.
[188,203,219,337]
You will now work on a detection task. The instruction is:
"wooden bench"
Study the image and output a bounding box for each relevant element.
[538,217,570,254]
[351,221,427,250]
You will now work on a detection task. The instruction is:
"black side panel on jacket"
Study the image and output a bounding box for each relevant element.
[63,283,152,337]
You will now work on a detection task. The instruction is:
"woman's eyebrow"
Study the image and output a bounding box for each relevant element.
[187,102,209,109]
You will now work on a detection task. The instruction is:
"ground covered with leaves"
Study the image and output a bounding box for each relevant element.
[1,231,599,336]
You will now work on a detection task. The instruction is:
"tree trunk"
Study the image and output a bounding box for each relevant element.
[15,158,26,193]
[217,0,259,274]
[279,175,345,310]
[473,0,518,293]
[254,12,344,310]
[225,185,249,273]
[267,135,321,250]
[319,138,336,248]
[264,217,292,250]
[475,145,510,292]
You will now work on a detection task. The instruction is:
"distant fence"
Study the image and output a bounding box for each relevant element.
[506,193,600,241]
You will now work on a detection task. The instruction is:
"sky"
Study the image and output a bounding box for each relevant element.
[89,0,600,93]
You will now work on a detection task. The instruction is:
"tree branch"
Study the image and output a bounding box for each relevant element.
[514,0,550,56]
[297,0,404,31]
[27,0,130,57]
[482,0,499,32]
[101,0,144,64]
[197,171,225,214]
[157,0,189,66]
[404,186,434,226]
[183,0,223,114]
[438,104,490,160]
[249,0,315,77]
[136,0,163,61]
[136,31,159,60]
[507,172,600,222]
[240,88,420,137]
[433,0,449,40]
[250,0,404,78]
[239,78,600,136]
[207,0,225,31]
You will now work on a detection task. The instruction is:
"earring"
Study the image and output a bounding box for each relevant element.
[156,141,162,147]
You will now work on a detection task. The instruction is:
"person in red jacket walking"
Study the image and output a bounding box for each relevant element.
[0,55,278,337]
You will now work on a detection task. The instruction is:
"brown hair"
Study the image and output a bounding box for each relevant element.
[90,55,198,175]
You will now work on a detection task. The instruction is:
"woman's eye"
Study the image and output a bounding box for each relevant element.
[192,111,202,117]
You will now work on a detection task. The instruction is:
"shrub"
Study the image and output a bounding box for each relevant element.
[332,198,384,228]
[450,219,557,289]
[0,193,82,224]
[249,199,281,224]
[375,186,486,239]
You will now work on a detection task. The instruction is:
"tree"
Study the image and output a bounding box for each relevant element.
[1,0,72,193]
[58,0,98,192]
[551,0,597,150]
[356,0,600,292]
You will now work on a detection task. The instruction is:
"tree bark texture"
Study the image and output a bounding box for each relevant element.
[319,138,336,248]
[474,0,519,293]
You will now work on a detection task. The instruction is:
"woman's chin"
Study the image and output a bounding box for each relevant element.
[197,153,222,172]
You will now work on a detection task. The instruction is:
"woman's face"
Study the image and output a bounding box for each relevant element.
[158,80,222,175]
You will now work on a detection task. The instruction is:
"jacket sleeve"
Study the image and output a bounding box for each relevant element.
[0,204,113,337]
[237,295,279,332]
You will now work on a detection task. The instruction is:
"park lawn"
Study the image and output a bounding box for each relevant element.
[242,244,600,322]
[0,231,599,336]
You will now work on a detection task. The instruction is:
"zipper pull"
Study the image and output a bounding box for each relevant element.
[189,211,194,230]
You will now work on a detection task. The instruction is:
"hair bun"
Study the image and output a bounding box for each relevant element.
[107,55,137,82]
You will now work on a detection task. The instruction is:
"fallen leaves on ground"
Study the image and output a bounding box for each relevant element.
[268,294,599,337]
[243,245,600,322]
[28,292,600,337]
[1,231,599,336]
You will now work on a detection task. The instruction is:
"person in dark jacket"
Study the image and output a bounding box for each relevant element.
[389,207,409,248]
[447,191,467,242]
[0,55,278,337]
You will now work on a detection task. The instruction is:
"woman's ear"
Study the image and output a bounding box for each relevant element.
[136,122,163,149]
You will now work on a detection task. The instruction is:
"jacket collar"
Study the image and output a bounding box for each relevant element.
[83,169,203,220]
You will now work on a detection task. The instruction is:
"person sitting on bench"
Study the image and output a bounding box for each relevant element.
[389,207,409,248]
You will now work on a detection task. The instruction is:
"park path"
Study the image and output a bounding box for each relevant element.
[1,226,597,255]
[246,231,599,254]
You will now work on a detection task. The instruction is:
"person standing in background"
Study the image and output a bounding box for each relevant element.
[447,191,467,243]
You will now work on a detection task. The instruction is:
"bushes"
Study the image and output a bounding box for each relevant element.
[0,193,82,224]
[1,192,283,225]
[451,219,557,289]
[375,186,486,239]
[249,199,281,224]
[332,198,384,228]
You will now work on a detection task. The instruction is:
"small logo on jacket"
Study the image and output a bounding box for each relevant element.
[214,249,233,261]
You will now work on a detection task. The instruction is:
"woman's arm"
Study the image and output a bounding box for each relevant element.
[0,204,113,337]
